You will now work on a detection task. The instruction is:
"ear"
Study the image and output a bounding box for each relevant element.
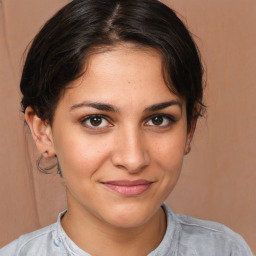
[184,119,197,155]
[25,106,56,157]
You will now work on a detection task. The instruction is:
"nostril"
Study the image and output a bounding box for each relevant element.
[111,131,150,173]
[112,151,150,173]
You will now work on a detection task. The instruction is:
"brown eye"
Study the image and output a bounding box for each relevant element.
[90,116,103,126]
[81,115,111,128]
[151,116,164,126]
[145,114,175,127]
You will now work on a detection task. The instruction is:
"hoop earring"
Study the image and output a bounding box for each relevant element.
[57,162,62,177]
[36,154,59,175]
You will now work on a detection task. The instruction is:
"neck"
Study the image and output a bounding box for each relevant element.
[61,195,167,256]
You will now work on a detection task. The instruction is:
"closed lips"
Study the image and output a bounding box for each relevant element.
[101,180,154,196]
[101,180,153,186]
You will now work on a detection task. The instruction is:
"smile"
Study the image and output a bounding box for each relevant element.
[101,180,153,196]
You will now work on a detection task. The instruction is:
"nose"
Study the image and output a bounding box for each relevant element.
[111,128,150,174]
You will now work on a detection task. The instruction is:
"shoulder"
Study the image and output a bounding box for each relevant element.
[164,205,253,256]
[0,223,63,256]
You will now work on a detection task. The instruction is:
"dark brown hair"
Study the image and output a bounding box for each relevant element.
[20,0,205,130]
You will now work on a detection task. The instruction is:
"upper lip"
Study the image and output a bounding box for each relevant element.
[101,179,153,186]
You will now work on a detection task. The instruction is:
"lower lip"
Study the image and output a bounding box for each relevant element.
[103,183,152,196]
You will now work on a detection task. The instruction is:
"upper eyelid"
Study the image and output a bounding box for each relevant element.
[79,113,177,127]
[145,113,177,122]
[80,114,110,122]
[80,115,113,130]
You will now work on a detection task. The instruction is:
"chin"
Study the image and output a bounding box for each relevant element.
[101,201,161,229]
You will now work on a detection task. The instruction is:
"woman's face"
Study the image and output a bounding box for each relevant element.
[48,45,192,228]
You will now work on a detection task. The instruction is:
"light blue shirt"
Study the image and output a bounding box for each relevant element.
[0,205,253,255]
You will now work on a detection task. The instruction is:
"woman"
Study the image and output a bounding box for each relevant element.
[0,0,253,255]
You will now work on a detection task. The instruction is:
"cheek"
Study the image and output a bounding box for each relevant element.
[149,129,187,182]
[53,131,112,178]
[152,132,187,164]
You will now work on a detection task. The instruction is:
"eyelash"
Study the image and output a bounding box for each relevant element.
[79,113,176,129]
[145,114,176,127]
[80,114,112,129]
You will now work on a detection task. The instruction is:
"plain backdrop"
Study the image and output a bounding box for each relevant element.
[0,0,255,253]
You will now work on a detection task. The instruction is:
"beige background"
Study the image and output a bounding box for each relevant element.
[0,0,255,253]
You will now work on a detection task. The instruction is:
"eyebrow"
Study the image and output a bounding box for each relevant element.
[69,100,182,113]
[70,102,118,112]
[143,100,182,112]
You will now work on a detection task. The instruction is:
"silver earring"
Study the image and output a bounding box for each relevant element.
[57,162,62,177]
[36,153,60,175]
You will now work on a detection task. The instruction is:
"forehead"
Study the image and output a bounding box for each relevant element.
[59,45,182,109]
